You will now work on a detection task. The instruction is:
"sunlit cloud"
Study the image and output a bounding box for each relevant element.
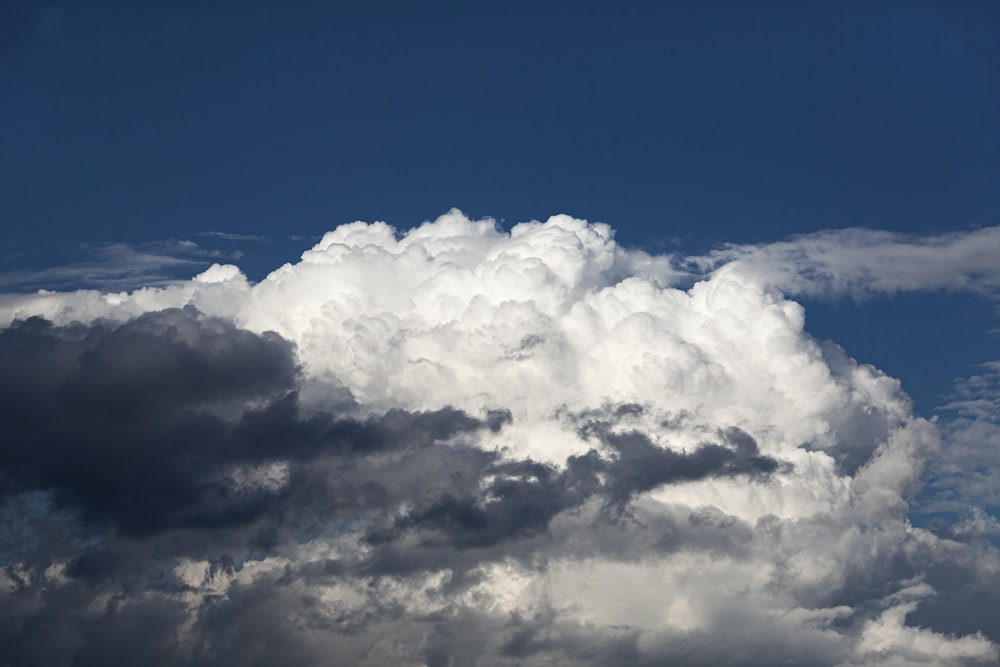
[2,211,999,666]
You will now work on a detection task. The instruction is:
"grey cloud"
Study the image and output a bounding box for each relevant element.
[578,422,782,505]
[0,307,298,534]
[0,308,800,665]
[0,308,499,540]
[358,419,782,567]
[0,309,509,664]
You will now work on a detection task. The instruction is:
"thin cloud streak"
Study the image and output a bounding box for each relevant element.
[0,240,250,293]
[691,225,1000,300]
[198,231,268,242]
[0,243,200,292]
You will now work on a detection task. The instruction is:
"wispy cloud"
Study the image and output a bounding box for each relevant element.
[0,243,200,292]
[921,361,1000,516]
[0,240,248,292]
[198,231,268,242]
[690,225,1000,300]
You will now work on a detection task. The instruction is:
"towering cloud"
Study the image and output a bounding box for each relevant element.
[2,211,999,666]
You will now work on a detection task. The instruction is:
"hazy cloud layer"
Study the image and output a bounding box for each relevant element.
[2,212,999,666]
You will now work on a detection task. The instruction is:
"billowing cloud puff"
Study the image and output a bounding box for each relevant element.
[2,211,999,666]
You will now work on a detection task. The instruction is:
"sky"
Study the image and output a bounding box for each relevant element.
[1,2,1000,666]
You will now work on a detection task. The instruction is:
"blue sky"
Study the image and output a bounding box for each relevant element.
[2,3,1000,665]
[4,2,997,249]
[3,1,998,410]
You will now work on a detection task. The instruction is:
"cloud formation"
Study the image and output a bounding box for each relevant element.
[0,243,200,292]
[693,225,1000,300]
[2,211,999,666]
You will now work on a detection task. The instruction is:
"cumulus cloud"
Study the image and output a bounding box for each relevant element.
[2,210,999,666]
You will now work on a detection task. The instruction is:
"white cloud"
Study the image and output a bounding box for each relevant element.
[2,210,999,664]
[693,225,1000,300]
[846,582,998,666]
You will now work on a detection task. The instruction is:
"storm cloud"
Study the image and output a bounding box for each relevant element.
[2,212,999,666]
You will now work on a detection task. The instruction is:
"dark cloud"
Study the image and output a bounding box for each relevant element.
[0,309,514,664]
[344,415,784,584]
[0,308,785,665]
[0,307,298,533]
[0,309,494,539]
[579,422,782,505]
[2,308,996,666]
